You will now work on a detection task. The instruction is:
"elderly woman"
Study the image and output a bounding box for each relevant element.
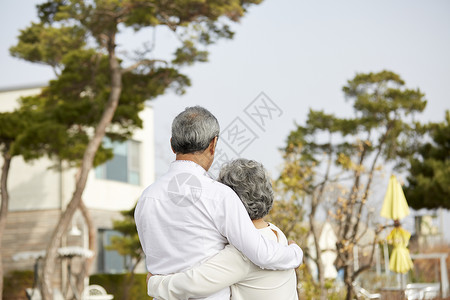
[147,159,300,300]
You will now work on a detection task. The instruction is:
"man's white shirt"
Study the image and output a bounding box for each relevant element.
[135,160,302,300]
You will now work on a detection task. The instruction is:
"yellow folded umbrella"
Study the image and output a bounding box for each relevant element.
[386,227,414,274]
[380,175,410,220]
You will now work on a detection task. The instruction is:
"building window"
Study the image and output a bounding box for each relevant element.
[95,139,140,185]
[97,229,131,274]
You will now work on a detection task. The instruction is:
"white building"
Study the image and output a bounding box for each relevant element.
[306,221,338,281]
[0,84,154,280]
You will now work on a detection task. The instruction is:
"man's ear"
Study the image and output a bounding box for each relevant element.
[209,136,218,155]
[170,138,176,154]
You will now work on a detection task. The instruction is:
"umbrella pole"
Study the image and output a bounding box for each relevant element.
[383,242,390,275]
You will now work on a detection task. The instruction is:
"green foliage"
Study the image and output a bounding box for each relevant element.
[13,0,263,71]
[0,111,26,155]
[107,204,143,266]
[284,70,427,182]
[405,111,450,209]
[3,270,34,300]
[11,48,188,166]
[9,23,85,70]
[296,265,343,300]
[172,40,208,65]
[279,70,427,298]
[0,108,46,162]
[9,0,263,168]
[7,1,265,298]
[89,273,150,300]
[267,197,307,244]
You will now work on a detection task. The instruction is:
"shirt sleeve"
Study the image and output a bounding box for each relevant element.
[147,245,249,300]
[214,188,303,270]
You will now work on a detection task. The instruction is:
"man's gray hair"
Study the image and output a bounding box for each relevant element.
[218,159,274,220]
[171,106,220,154]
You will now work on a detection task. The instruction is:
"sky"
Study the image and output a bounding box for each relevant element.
[1,0,449,239]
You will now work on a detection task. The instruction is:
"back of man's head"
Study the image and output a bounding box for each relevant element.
[171,106,220,154]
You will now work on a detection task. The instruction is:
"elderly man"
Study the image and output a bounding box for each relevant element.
[147,159,300,300]
[135,106,302,300]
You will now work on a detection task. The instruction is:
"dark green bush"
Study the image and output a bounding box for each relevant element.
[3,270,34,300]
[89,273,151,300]
[3,270,150,300]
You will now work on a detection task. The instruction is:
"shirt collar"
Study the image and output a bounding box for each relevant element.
[170,160,208,177]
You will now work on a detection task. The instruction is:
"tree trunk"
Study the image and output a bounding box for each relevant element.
[75,200,97,296]
[0,151,12,300]
[309,206,326,300]
[122,256,142,300]
[122,273,134,300]
[344,264,354,300]
[40,33,122,300]
[313,142,332,300]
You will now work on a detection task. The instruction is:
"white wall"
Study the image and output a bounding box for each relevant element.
[83,104,155,211]
[8,157,70,210]
[0,86,42,111]
[1,86,155,212]
[0,85,64,211]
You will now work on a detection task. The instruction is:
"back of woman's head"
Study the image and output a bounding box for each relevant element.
[218,159,273,220]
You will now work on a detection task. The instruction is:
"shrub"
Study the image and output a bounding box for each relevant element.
[3,270,34,300]
[89,273,150,300]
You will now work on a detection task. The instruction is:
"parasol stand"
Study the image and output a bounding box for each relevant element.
[380,175,414,290]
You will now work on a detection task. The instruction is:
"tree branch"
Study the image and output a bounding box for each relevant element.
[121,59,168,74]
[351,122,394,241]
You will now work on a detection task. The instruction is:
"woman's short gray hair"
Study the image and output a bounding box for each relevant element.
[171,106,220,154]
[218,159,274,220]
